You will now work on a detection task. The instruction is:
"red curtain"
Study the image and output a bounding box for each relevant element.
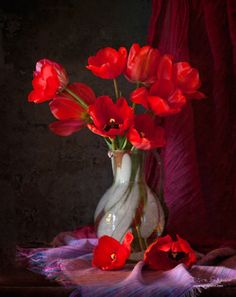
[147,0,236,252]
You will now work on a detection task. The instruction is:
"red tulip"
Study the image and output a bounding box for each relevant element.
[50,83,96,120]
[172,62,206,99]
[125,43,160,85]
[130,55,187,116]
[86,47,127,79]
[131,85,186,117]
[130,54,205,116]
[87,96,134,138]
[127,114,165,150]
[49,82,96,136]
[92,232,133,270]
[144,234,196,271]
[28,59,68,103]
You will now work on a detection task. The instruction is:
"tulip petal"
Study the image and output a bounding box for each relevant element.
[148,96,177,116]
[157,54,173,80]
[127,114,165,150]
[168,89,186,109]
[49,97,84,120]
[122,232,134,252]
[49,119,85,136]
[130,87,149,109]
[187,91,206,100]
[66,82,96,105]
[150,79,174,98]
[173,62,202,94]
[125,43,160,84]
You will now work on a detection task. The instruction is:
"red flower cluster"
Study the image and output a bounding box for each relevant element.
[130,54,205,117]
[92,233,196,271]
[28,43,205,150]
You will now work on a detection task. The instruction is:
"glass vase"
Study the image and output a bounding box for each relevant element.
[94,150,165,259]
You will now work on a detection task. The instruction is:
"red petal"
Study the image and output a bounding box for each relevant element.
[187,91,206,100]
[49,97,84,120]
[150,79,174,98]
[130,87,149,109]
[173,62,201,93]
[122,232,133,252]
[168,89,186,109]
[126,43,140,69]
[49,119,85,136]
[66,82,96,105]
[127,114,165,150]
[148,96,175,116]
[28,90,47,103]
[127,127,147,149]
[157,54,173,80]
[118,47,127,63]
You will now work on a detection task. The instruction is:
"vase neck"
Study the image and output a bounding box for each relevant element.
[110,150,145,184]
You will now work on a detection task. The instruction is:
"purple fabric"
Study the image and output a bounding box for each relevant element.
[19,232,236,297]
[146,0,236,252]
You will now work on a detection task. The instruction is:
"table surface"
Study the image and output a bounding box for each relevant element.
[0,266,236,297]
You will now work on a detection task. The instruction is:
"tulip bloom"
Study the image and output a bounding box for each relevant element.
[28,59,68,103]
[87,96,134,138]
[86,47,127,79]
[125,43,160,85]
[127,114,165,150]
[130,54,186,116]
[172,62,206,99]
[93,232,133,270]
[49,82,96,136]
[144,234,196,271]
[131,85,186,117]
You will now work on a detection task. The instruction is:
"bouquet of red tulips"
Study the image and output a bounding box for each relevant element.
[28,43,205,151]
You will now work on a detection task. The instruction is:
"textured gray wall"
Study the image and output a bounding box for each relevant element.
[0,0,151,267]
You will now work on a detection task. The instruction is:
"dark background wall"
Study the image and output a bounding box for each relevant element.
[0,0,151,267]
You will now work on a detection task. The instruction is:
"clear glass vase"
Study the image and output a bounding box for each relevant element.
[94,150,165,259]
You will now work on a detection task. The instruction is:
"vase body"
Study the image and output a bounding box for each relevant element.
[94,150,165,256]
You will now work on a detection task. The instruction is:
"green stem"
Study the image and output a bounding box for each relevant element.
[104,138,112,150]
[111,138,116,151]
[113,79,119,100]
[131,146,136,152]
[121,137,128,150]
[65,87,88,110]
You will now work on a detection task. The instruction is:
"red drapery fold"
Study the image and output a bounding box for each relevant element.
[147,0,236,252]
